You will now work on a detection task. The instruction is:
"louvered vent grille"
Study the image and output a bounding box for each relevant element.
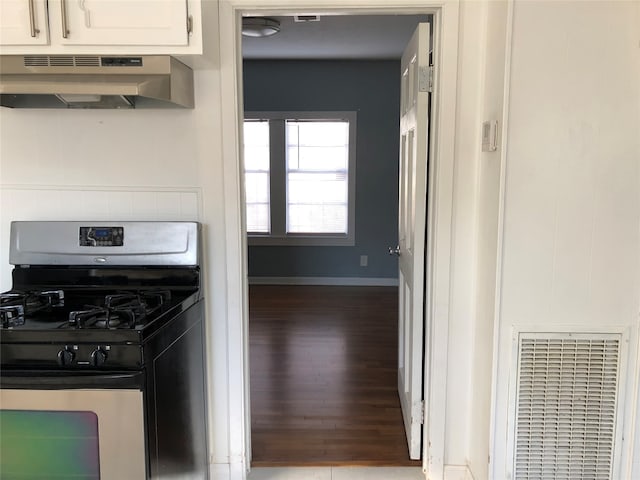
[514,336,620,479]
[23,56,101,67]
[49,56,74,66]
[73,56,101,67]
[23,56,49,67]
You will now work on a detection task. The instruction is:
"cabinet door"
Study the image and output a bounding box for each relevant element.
[0,0,49,45]
[50,0,190,46]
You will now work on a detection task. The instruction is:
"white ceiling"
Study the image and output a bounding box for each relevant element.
[242,14,431,60]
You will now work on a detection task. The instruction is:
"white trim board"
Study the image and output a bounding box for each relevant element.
[218,1,460,479]
[444,465,475,480]
[248,276,399,286]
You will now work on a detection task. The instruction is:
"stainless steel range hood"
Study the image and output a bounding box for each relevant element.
[0,55,194,109]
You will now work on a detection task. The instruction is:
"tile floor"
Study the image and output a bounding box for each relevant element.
[248,467,424,480]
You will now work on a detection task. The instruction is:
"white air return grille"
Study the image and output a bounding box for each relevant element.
[514,335,620,479]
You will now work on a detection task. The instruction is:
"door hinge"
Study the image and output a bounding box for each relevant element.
[187,15,194,35]
[418,65,433,93]
[420,400,425,424]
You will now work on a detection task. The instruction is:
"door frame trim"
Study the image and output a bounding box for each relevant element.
[217,1,460,478]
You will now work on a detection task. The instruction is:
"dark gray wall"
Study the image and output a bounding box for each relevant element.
[244,60,400,279]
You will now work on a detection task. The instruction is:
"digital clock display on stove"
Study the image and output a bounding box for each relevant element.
[79,227,124,247]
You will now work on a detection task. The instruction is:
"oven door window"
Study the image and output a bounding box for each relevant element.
[0,388,145,480]
[0,410,100,479]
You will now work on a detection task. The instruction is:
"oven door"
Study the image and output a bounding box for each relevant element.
[0,371,146,480]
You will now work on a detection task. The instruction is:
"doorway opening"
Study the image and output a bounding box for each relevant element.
[219,2,459,477]
[241,12,430,467]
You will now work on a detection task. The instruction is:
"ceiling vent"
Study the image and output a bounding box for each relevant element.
[513,334,621,479]
[294,15,321,22]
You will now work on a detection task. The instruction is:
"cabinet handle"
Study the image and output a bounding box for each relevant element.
[60,0,70,38]
[28,0,39,37]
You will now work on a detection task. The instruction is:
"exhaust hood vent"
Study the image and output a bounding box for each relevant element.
[1,55,194,109]
[23,55,100,67]
[23,55,102,67]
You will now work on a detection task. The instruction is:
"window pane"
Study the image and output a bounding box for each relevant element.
[244,120,270,171]
[287,146,348,171]
[288,173,347,204]
[244,120,270,233]
[245,172,269,204]
[289,121,349,147]
[244,146,270,171]
[288,205,347,233]
[246,204,270,233]
[285,120,350,234]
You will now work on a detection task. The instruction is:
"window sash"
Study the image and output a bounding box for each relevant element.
[285,120,350,235]
[243,120,270,234]
[243,112,356,246]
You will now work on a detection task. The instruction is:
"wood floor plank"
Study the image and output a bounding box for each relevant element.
[249,285,421,467]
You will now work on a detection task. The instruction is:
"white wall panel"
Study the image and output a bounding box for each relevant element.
[500,1,640,329]
[0,109,200,187]
[491,1,640,477]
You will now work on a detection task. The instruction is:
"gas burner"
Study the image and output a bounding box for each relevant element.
[0,290,64,327]
[0,304,25,328]
[68,307,137,329]
[105,294,148,321]
[65,290,171,329]
[141,290,172,308]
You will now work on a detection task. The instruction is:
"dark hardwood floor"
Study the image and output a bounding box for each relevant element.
[249,285,421,467]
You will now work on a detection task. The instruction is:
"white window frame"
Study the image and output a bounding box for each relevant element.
[244,111,357,246]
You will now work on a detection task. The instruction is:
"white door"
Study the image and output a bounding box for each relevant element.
[395,22,431,460]
[0,0,49,46]
[48,0,190,46]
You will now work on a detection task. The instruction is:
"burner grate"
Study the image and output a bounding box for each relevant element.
[66,290,172,329]
[0,290,64,327]
[0,305,25,328]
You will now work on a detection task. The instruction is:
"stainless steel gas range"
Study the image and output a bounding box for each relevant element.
[0,221,209,480]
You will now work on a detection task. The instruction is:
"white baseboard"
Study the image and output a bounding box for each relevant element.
[248,276,399,286]
[210,461,246,480]
[444,465,475,480]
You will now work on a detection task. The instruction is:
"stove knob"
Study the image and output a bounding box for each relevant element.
[91,348,108,367]
[57,347,75,366]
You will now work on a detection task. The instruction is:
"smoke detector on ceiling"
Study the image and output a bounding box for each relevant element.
[242,17,281,38]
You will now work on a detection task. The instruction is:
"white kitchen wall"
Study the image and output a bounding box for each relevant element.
[0,0,233,474]
[491,1,640,477]
[0,107,205,286]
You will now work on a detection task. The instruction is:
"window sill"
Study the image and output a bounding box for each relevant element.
[247,234,355,247]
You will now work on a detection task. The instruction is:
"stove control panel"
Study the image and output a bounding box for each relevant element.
[79,227,124,247]
[1,343,142,369]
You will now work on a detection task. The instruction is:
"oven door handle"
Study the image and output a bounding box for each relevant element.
[0,370,143,389]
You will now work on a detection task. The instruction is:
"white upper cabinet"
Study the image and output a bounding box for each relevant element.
[0,0,50,45]
[0,0,202,54]
[52,0,190,46]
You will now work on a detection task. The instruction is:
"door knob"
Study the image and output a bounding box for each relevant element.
[388,246,401,256]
